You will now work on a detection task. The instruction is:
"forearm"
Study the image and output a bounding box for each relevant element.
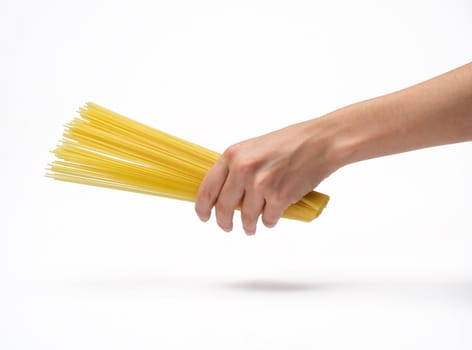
[322,62,472,168]
[195,62,472,234]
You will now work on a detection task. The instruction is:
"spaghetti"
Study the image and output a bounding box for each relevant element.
[46,102,329,222]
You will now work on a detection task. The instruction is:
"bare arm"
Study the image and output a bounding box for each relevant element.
[195,62,472,234]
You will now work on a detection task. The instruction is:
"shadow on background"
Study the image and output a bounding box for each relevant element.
[218,279,472,304]
[218,279,358,293]
[62,274,472,302]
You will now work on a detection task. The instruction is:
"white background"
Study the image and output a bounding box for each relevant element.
[1,0,472,349]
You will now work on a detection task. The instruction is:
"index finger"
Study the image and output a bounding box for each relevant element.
[195,159,229,222]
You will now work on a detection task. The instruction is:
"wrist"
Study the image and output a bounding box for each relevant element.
[313,105,364,171]
[297,108,358,178]
[323,96,396,168]
[313,99,382,171]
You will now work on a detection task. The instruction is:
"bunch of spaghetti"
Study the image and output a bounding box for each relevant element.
[46,103,329,222]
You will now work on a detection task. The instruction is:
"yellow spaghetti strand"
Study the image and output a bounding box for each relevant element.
[46,102,329,222]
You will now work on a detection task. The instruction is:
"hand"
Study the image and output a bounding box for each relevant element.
[195,62,472,235]
[194,117,342,235]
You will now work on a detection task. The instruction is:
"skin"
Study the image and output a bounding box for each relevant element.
[195,62,472,235]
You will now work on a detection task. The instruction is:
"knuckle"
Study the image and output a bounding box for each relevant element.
[262,193,289,228]
[265,192,285,208]
[223,144,260,177]
[195,188,215,214]
[235,160,253,175]
[267,186,297,207]
[241,211,258,224]
[223,143,241,160]
[232,155,256,174]
[215,201,231,217]
[197,186,213,203]
[253,172,270,190]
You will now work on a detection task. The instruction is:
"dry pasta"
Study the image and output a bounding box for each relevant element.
[46,102,329,222]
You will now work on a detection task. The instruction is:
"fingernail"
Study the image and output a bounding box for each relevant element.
[221,225,232,232]
[200,215,209,222]
[244,227,256,235]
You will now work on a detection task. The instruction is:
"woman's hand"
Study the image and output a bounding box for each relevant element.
[195,62,472,235]
[194,117,343,235]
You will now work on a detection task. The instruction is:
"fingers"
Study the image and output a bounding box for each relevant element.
[214,172,245,232]
[196,140,294,234]
[196,161,289,233]
[240,192,265,235]
[262,195,288,229]
[196,164,286,233]
[195,159,228,222]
